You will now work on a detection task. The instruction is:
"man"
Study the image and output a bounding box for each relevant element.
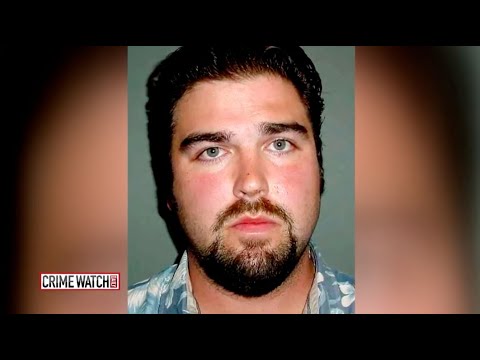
[128,46,355,314]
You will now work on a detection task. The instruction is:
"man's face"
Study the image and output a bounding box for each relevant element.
[170,74,321,297]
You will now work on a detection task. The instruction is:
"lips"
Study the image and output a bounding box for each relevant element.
[230,215,278,232]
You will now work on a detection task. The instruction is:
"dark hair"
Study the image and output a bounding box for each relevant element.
[146,46,325,220]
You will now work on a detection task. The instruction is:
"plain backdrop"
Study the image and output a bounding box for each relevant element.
[128,46,354,285]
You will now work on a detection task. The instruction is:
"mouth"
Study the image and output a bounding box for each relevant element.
[230,215,279,233]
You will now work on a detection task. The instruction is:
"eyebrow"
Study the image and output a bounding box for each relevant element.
[179,122,308,152]
[180,131,233,151]
[258,122,308,137]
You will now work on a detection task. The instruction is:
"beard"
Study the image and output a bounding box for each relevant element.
[183,197,307,297]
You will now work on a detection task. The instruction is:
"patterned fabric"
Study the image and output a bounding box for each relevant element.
[128,242,355,314]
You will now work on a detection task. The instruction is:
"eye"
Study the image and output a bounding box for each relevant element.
[205,147,220,157]
[198,147,226,161]
[268,139,293,152]
[273,139,287,150]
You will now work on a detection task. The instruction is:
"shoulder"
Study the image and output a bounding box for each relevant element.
[128,264,178,314]
[312,247,355,314]
[322,268,355,314]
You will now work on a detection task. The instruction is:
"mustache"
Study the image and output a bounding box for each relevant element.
[212,198,293,233]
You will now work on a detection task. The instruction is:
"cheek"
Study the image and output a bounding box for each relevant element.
[271,161,320,213]
[174,170,231,217]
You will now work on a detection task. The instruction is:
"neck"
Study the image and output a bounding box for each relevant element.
[188,245,316,314]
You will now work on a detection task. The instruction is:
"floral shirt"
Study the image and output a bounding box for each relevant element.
[128,242,355,314]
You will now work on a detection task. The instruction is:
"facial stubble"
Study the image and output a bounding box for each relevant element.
[184,198,306,297]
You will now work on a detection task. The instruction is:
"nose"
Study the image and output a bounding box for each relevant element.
[233,152,269,201]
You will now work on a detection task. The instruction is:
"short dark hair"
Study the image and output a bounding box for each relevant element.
[146,46,325,220]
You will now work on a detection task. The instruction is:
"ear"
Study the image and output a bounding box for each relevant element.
[166,200,172,212]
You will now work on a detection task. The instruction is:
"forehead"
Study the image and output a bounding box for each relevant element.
[172,74,310,134]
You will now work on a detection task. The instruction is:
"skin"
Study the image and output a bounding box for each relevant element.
[170,74,321,313]
[355,47,471,313]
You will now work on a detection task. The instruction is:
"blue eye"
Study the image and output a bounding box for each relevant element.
[197,147,226,162]
[205,147,220,157]
[273,139,287,150]
[268,139,293,153]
